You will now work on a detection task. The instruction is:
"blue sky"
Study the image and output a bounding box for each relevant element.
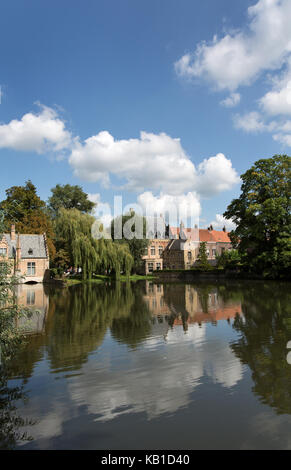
[1,0,290,228]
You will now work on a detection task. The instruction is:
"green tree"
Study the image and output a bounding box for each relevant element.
[48,184,95,216]
[224,155,291,278]
[0,181,56,259]
[196,241,211,270]
[54,208,133,279]
[216,249,242,269]
[111,211,149,273]
[0,180,45,223]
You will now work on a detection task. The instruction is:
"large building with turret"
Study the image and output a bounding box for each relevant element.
[142,220,233,274]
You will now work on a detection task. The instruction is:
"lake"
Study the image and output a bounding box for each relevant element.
[1,279,291,450]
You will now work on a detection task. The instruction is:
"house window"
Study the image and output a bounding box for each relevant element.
[212,249,216,257]
[27,290,35,305]
[148,262,154,273]
[0,247,7,256]
[28,248,33,255]
[27,262,36,276]
[150,246,155,256]
[188,251,192,261]
[158,246,163,256]
[221,247,225,253]
[156,263,161,271]
[206,249,210,257]
[144,246,148,256]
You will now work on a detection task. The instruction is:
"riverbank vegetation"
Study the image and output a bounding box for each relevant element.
[0,215,33,448]
[0,154,290,280]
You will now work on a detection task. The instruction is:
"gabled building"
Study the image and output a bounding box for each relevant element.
[142,220,233,273]
[0,224,50,283]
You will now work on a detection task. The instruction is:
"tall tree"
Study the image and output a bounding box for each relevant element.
[55,208,133,279]
[48,184,95,216]
[111,211,149,273]
[196,241,211,270]
[0,181,55,259]
[224,155,291,278]
[0,180,45,223]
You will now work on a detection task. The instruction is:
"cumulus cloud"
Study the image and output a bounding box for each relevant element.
[138,191,201,226]
[233,111,268,133]
[0,104,71,154]
[234,109,291,146]
[88,193,113,228]
[259,63,291,115]
[175,0,291,92]
[69,131,196,194]
[220,93,241,108]
[69,131,239,197]
[210,214,236,232]
[195,153,240,196]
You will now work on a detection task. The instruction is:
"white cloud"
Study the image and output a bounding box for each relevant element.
[234,109,291,146]
[273,132,291,146]
[138,191,201,227]
[88,193,113,228]
[220,93,241,108]
[69,131,196,195]
[195,153,240,196]
[259,63,291,115]
[233,111,267,133]
[0,104,71,154]
[175,0,291,92]
[69,131,239,197]
[210,214,236,232]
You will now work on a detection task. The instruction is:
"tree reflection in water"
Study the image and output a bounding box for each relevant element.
[0,367,35,449]
[2,279,291,450]
[230,282,291,414]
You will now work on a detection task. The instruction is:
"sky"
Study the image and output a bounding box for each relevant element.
[1,0,290,229]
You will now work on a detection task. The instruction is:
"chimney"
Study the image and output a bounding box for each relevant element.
[11,224,16,241]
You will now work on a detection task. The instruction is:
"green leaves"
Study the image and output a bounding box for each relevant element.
[48,184,95,217]
[224,155,291,279]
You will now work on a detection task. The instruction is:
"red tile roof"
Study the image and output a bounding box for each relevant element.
[170,227,231,243]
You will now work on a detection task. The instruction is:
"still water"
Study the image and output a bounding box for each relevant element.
[1,280,291,450]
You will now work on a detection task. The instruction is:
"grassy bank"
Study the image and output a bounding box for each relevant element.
[64,273,157,286]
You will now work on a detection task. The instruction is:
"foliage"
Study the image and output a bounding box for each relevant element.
[0,180,56,259]
[216,249,242,269]
[196,241,211,270]
[224,155,291,278]
[0,180,45,222]
[0,214,34,448]
[111,211,149,273]
[231,282,291,414]
[48,184,95,216]
[54,208,133,279]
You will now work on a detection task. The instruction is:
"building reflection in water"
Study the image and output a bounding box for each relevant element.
[14,283,49,334]
[143,281,242,331]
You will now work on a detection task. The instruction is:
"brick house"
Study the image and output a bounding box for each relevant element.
[142,220,233,273]
[142,238,170,274]
[0,224,50,283]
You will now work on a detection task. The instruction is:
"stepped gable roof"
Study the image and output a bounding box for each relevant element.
[3,233,47,258]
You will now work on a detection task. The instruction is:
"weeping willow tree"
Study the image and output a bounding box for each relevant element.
[54,208,133,279]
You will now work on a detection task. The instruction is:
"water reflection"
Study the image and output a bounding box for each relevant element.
[3,280,291,449]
